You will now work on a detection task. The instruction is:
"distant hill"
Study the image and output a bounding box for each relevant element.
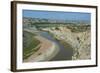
[23,17,90,25]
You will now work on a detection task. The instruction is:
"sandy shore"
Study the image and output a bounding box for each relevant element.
[24,35,59,62]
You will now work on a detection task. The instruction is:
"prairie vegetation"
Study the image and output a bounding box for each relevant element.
[23,31,40,59]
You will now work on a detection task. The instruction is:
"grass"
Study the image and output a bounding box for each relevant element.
[23,45,41,59]
[23,31,40,59]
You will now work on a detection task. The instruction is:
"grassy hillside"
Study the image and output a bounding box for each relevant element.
[23,31,40,59]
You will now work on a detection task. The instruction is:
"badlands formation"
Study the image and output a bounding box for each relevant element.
[43,26,91,60]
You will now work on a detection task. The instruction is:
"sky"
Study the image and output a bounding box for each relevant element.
[23,10,91,21]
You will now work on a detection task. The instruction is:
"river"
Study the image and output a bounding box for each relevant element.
[37,31,73,61]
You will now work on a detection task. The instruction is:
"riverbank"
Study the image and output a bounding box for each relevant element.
[41,26,91,60]
[37,31,73,61]
[23,35,59,62]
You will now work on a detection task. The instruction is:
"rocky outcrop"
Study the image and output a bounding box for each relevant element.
[72,30,91,60]
[42,26,91,60]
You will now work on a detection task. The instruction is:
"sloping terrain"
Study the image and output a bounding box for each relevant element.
[42,26,91,60]
[23,31,40,59]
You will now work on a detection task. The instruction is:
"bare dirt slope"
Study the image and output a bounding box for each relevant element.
[44,26,91,60]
